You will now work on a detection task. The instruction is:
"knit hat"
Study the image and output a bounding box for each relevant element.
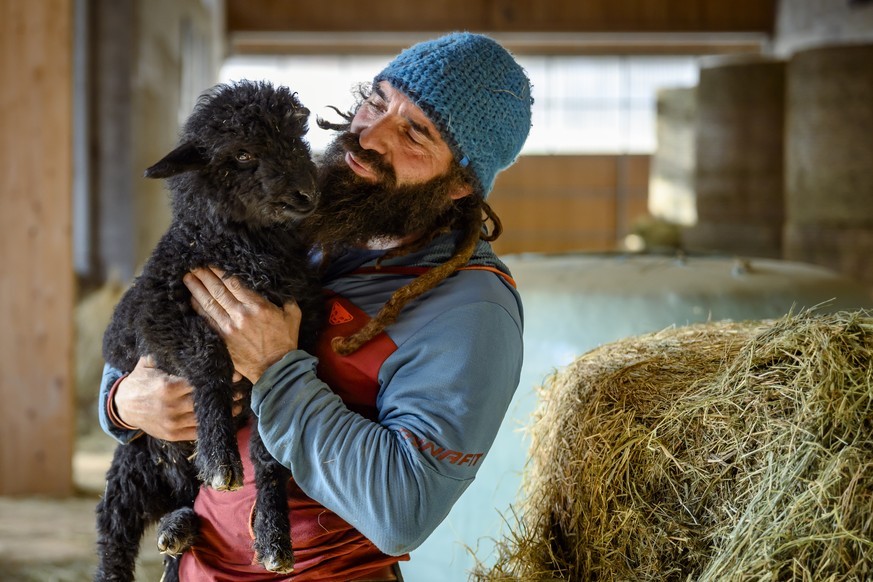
[375,32,533,197]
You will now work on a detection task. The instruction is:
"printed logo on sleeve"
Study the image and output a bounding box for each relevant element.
[328,301,354,325]
[398,427,483,467]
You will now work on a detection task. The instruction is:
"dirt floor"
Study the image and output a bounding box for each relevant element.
[0,432,165,581]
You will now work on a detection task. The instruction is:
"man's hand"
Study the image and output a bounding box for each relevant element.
[183,266,302,384]
[114,355,197,441]
[114,355,248,442]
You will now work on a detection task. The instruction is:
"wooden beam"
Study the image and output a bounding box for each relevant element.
[226,0,777,35]
[0,0,75,495]
[229,31,769,56]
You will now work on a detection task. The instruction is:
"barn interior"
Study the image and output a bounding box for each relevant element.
[2,1,872,580]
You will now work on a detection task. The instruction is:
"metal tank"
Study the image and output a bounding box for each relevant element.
[784,43,873,288]
[684,56,787,259]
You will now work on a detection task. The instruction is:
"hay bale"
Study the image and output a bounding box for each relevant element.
[473,310,873,581]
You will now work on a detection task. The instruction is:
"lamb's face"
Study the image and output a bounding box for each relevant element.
[207,82,320,228]
[206,119,319,228]
[152,80,321,229]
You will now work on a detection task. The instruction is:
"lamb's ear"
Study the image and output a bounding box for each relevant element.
[287,106,310,124]
[143,142,207,179]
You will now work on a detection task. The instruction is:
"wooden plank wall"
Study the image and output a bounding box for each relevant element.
[489,155,651,255]
[0,0,75,495]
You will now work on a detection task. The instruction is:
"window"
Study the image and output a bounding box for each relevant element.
[220,54,699,155]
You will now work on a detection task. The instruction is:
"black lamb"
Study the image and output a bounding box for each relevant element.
[95,80,323,582]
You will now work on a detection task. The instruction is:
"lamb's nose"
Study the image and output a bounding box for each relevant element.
[291,189,318,211]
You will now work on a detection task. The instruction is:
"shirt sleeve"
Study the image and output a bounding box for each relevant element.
[98,363,144,444]
[250,299,523,556]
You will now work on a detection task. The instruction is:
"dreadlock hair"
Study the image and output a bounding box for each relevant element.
[331,193,502,356]
[315,82,371,132]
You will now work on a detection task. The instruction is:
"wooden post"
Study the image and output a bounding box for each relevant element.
[0,0,75,495]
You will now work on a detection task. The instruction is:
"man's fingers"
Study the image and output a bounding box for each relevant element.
[282,300,302,326]
[214,267,253,302]
[188,268,236,309]
[208,266,263,305]
[184,271,231,331]
[185,268,269,332]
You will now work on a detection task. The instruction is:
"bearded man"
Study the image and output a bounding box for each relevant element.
[98,32,533,581]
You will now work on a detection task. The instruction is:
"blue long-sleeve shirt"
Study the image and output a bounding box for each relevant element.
[99,232,524,556]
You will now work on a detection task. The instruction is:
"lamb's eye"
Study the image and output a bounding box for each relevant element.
[236,150,254,163]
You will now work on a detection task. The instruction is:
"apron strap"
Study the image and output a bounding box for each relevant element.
[349,265,517,289]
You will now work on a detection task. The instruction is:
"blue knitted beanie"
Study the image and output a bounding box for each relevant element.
[375,32,533,197]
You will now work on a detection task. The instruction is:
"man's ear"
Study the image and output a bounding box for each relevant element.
[449,183,474,200]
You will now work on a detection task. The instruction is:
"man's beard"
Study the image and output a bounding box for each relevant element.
[302,131,466,250]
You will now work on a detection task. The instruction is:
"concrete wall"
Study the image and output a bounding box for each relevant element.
[775,0,873,287]
[684,56,786,259]
[773,0,873,57]
[783,43,873,287]
[649,87,697,226]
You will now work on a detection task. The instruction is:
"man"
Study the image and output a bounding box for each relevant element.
[99,32,532,581]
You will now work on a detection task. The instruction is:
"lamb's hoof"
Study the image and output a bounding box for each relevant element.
[157,532,188,557]
[157,508,198,557]
[260,549,295,574]
[201,463,244,491]
[254,535,294,574]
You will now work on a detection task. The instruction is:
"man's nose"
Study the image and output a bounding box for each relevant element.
[357,114,396,154]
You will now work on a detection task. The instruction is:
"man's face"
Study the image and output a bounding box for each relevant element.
[347,81,465,190]
[305,82,472,248]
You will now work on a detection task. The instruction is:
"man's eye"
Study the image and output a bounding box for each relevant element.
[236,151,254,162]
[367,99,387,113]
